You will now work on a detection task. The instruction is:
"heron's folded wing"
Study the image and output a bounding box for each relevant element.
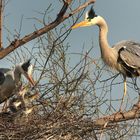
[0,71,5,85]
[120,45,140,69]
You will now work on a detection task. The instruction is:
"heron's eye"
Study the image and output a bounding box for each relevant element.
[87,18,92,22]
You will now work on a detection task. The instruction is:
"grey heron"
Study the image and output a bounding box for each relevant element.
[0,59,36,104]
[72,7,140,109]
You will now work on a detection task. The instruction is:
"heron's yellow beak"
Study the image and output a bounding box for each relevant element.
[71,20,90,29]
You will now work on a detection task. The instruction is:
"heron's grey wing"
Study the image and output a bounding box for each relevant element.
[0,71,5,85]
[116,41,140,76]
[118,41,140,68]
[0,68,15,103]
[0,68,10,85]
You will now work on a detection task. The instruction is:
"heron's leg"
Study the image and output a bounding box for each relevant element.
[124,77,127,97]
[120,77,127,111]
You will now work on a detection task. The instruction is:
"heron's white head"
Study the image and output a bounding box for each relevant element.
[17,59,35,86]
[72,7,102,29]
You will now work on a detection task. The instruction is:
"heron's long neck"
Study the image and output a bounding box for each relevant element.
[98,17,111,57]
[97,17,118,68]
[14,67,21,84]
[97,18,116,64]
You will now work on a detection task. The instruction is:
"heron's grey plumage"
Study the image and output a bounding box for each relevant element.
[0,71,5,85]
[0,67,22,103]
[113,40,140,77]
[0,60,32,104]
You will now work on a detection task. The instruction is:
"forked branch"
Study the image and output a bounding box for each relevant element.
[0,0,96,59]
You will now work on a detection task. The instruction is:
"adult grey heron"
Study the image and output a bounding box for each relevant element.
[0,59,36,104]
[72,7,140,108]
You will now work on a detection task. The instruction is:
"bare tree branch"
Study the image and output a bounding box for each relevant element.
[0,0,96,59]
[93,102,140,128]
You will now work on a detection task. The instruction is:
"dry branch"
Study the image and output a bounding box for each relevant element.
[0,0,96,59]
[93,102,140,128]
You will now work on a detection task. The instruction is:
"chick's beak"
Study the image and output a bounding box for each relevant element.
[71,20,90,29]
[25,64,35,86]
[24,73,36,86]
